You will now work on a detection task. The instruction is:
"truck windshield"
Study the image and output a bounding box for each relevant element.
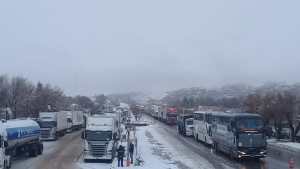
[38,121,57,128]
[186,120,193,125]
[238,133,266,148]
[67,118,72,123]
[236,117,263,130]
[167,113,177,117]
[86,130,112,141]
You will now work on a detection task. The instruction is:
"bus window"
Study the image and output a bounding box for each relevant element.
[205,114,212,124]
[237,117,264,130]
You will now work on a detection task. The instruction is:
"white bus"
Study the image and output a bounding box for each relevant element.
[193,111,213,145]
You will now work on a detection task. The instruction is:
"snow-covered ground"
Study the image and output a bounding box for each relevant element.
[77,123,214,169]
[268,139,300,152]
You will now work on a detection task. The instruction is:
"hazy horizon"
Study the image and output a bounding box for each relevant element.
[1,1,300,97]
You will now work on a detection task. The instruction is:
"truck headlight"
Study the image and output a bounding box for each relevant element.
[238,142,243,147]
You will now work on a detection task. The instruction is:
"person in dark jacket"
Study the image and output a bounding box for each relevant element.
[129,142,134,164]
[117,145,125,167]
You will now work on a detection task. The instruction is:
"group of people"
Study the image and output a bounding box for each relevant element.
[117,142,135,167]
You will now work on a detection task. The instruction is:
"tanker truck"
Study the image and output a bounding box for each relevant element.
[0,119,43,169]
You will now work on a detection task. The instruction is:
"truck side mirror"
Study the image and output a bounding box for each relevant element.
[81,131,85,139]
[4,141,8,148]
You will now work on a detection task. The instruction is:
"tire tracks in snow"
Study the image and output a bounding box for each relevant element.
[149,116,239,169]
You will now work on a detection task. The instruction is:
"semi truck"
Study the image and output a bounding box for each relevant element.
[162,107,178,125]
[71,111,84,131]
[65,111,84,133]
[177,114,194,136]
[66,111,73,133]
[81,115,118,162]
[0,119,43,169]
[39,111,68,140]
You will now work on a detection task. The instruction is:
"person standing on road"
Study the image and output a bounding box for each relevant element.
[117,145,125,167]
[129,142,134,164]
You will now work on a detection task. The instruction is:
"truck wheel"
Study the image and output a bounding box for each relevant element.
[4,160,7,169]
[7,159,11,169]
[30,145,38,157]
[54,134,58,141]
[229,149,234,160]
[38,144,43,155]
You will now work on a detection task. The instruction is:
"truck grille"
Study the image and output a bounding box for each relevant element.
[41,129,51,138]
[89,142,107,157]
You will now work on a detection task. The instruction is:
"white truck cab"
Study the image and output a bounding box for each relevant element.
[82,115,118,162]
[185,118,194,136]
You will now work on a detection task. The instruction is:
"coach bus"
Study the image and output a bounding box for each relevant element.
[211,112,267,159]
[193,111,213,145]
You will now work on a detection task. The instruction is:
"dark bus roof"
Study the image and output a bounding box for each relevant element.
[210,112,262,118]
[178,114,193,117]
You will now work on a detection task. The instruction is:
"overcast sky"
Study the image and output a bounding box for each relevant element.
[0,0,300,96]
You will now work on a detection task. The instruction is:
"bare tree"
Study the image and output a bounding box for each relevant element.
[244,93,261,113]
[0,75,10,108]
[8,77,35,118]
[74,95,94,110]
[280,91,300,142]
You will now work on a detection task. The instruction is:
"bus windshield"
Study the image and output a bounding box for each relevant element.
[238,133,266,148]
[236,117,264,130]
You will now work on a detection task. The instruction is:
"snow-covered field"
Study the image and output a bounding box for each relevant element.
[268,139,300,152]
[77,123,214,169]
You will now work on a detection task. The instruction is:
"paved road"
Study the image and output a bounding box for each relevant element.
[12,131,82,169]
[10,117,294,169]
[148,116,291,169]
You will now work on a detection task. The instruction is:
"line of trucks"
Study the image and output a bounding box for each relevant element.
[0,110,84,169]
[38,111,84,140]
[150,105,178,125]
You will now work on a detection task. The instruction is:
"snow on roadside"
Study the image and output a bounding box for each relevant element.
[77,124,178,169]
[77,122,214,169]
[269,141,300,151]
[77,162,113,169]
[144,125,214,169]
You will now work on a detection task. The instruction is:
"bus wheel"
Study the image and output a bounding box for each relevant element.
[213,142,218,153]
[229,150,235,160]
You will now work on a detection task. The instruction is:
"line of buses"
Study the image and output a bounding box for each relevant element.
[148,106,267,159]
